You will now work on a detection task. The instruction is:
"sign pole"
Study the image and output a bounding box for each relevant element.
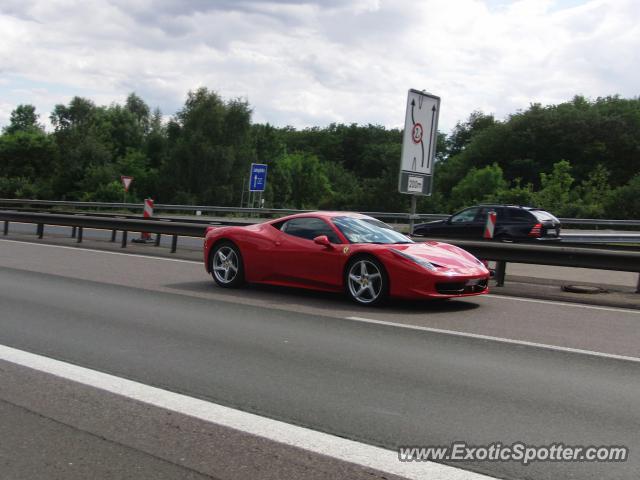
[241,176,247,207]
[409,196,417,235]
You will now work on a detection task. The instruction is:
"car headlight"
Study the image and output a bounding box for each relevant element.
[391,249,438,271]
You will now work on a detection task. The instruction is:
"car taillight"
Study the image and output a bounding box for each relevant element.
[528,223,542,237]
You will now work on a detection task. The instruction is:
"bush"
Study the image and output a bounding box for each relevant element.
[604,175,640,219]
[449,163,507,210]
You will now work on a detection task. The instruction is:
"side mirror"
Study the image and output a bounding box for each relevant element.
[446,216,453,224]
[313,235,332,248]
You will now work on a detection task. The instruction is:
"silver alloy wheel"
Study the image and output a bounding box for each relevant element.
[347,259,383,304]
[213,246,239,284]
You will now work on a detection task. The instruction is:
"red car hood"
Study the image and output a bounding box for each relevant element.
[388,242,486,273]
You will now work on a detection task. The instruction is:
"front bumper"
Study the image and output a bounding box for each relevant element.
[390,269,490,299]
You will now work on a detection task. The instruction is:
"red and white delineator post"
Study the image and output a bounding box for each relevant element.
[134,198,154,243]
[482,210,497,279]
[482,210,506,285]
[483,210,497,239]
[142,198,153,240]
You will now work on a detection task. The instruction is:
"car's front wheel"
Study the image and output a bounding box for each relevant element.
[210,241,245,288]
[345,256,388,306]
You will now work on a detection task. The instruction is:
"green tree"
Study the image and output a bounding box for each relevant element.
[271,153,330,208]
[0,130,55,179]
[535,160,575,215]
[492,179,536,206]
[604,174,640,219]
[449,163,508,210]
[145,108,167,169]
[125,93,151,134]
[446,111,497,157]
[4,105,42,134]
[574,164,611,217]
[162,88,255,204]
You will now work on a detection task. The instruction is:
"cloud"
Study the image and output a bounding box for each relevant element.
[0,0,638,132]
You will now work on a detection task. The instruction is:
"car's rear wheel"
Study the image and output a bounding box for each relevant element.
[211,241,244,288]
[345,257,388,306]
[495,233,514,243]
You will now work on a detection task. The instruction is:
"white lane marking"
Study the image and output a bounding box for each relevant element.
[0,344,493,480]
[346,316,640,363]
[485,294,640,314]
[2,238,638,315]
[0,238,201,264]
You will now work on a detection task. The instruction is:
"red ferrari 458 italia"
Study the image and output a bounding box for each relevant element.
[204,212,490,305]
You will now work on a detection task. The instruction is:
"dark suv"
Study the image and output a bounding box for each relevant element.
[412,205,561,241]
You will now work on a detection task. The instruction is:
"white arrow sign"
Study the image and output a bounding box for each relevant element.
[401,90,440,174]
[398,89,440,196]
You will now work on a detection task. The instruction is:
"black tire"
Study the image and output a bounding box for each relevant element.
[210,241,245,288]
[344,255,388,306]
[495,233,514,243]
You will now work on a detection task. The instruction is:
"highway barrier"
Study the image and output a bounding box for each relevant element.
[2,210,639,292]
[450,239,640,290]
[0,210,208,253]
[2,198,640,229]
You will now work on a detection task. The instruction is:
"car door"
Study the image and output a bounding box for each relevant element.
[505,207,536,239]
[442,207,481,238]
[472,207,494,238]
[272,217,346,289]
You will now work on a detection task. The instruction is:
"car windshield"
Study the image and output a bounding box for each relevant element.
[332,216,413,244]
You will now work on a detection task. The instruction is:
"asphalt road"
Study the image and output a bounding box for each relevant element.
[1,240,639,479]
[0,397,213,480]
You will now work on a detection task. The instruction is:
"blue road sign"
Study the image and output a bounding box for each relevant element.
[249,163,268,192]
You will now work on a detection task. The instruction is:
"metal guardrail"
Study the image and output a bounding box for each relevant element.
[6,206,639,246]
[2,210,639,292]
[6,204,640,245]
[559,218,640,227]
[2,207,252,226]
[0,211,208,253]
[450,240,640,273]
[1,198,639,227]
[560,233,640,244]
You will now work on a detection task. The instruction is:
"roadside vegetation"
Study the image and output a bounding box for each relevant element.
[1,89,639,218]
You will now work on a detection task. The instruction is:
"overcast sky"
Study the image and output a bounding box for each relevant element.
[0,0,638,132]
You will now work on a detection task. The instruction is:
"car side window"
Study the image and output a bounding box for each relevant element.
[507,209,534,222]
[281,218,341,243]
[475,208,488,223]
[450,207,479,223]
[476,207,502,223]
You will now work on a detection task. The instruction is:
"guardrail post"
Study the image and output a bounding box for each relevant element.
[155,233,161,246]
[495,261,507,287]
[76,227,83,243]
[636,274,640,294]
[111,229,117,242]
[171,235,178,253]
[3,220,9,236]
[71,226,77,238]
[121,231,128,248]
[37,223,44,239]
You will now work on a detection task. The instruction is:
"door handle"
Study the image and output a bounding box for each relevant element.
[274,241,281,246]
